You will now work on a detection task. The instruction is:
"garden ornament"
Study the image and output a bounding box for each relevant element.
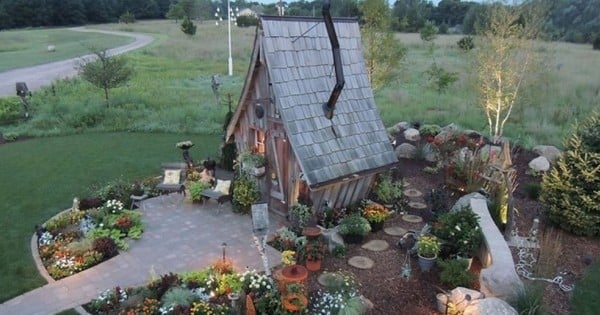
[401,250,411,280]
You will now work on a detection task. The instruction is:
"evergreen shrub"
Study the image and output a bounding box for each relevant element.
[541,111,600,236]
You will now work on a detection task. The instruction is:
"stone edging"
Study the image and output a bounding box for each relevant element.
[29,207,93,315]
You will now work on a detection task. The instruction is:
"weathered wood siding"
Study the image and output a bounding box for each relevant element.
[309,175,375,211]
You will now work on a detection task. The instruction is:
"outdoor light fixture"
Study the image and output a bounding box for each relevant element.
[221,242,227,262]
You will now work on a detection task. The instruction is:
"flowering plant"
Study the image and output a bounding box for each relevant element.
[309,271,361,315]
[103,199,124,214]
[305,239,325,261]
[361,201,390,223]
[417,235,441,258]
[239,269,272,298]
[432,206,482,257]
[281,250,296,266]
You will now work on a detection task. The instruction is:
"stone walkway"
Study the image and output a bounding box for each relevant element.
[0,195,283,315]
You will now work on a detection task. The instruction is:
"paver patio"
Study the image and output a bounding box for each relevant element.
[0,195,283,315]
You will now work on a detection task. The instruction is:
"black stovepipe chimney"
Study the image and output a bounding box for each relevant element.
[322,0,345,120]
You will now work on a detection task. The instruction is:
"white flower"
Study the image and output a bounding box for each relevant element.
[455,225,461,231]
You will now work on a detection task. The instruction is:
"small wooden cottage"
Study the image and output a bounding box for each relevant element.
[225,13,398,216]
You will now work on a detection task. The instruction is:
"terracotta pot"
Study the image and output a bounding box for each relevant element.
[282,293,308,312]
[303,226,322,239]
[278,265,308,295]
[305,259,322,271]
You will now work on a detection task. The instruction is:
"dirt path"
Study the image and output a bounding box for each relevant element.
[0,27,153,97]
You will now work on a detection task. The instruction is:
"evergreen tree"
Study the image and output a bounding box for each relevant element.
[541,111,600,236]
[181,15,197,36]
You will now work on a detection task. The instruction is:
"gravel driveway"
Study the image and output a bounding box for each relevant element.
[0,27,153,97]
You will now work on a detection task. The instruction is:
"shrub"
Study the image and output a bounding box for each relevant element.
[148,273,182,300]
[289,203,313,231]
[438,259,475,288]
[220,142,237,171]
[189,181,212,201]
[457,36,474,51]
[510,283,546,315]
[372,172,403,205]
[419,124,442,137]
[92,236,119,259]
[432,207,482,257]
[181,16,197,36]
[338,214,371,236]
[237,15,258,27]
[3,132,18,142]
[524,183,541,200]
[79,197,103,210]
[0,97,23,121]
[424,185,451,217]
[161,287,197,308]
[541,111,600,236]
[232,174,260,214]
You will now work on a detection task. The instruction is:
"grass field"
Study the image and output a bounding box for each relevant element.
[0,133,220,302]
[572,263,600,315]
[1,20,598,147]
[0,28,134,72]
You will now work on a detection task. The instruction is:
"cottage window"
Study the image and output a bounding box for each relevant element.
[255,129,265,154]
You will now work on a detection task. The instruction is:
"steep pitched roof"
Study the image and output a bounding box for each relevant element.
[230,15,398,188]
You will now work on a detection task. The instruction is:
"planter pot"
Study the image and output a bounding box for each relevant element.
[305,259,322,271]
[342,234,364,244]
[303,226,322,239]
[282,293,308,312]
[418,254,437,272]
[369,221,384,232]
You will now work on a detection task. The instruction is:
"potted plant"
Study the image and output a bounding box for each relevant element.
[304,239,325,271]
[361,200,390,232]
[289,203,312,233]
[238,150,267,177]
[417,234,440,271]
[232,174,260,214]
[338,214,371,244]
[373,172,404,209]
[188,181,212,202]
[432,206,482,266]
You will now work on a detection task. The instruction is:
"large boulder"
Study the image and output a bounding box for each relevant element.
[394,121,412,132]
[532,145,562,163]
[403,128,421,142]
[528,156,550,173]
[395,143,417,159]
[451,192,487,212]
[448,287,485,312]
[463,297,518,315]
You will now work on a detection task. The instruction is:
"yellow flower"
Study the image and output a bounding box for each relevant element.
[282,250,296,266]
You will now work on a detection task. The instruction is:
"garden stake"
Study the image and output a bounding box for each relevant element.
[401,250,411,280]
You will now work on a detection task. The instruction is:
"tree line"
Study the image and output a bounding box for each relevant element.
[1,0,598,44]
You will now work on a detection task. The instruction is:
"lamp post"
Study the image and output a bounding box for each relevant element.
[216,3,238,76]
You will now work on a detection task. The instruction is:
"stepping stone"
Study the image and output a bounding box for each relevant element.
[402,214,423,223]
[384,226,408,236]
[348,256,375,269]
[408,201,427,210]
[361,240,389,252]
[317,272,344,287]
[403,188,423,198]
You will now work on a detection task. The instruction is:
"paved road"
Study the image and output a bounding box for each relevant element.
[0,27,153,97]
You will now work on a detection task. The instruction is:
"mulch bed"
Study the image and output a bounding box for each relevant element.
[303,147,599,315]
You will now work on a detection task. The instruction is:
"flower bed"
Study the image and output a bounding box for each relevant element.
[37,199,144,279]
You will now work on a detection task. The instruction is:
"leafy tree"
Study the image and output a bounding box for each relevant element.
[77,49,134,107]
[119,11,136,23]
[166,2,185,22]
[181,15,197,36]
[426,63,458,96]
[360,0,406,90]
[475,1,546,143]
[541,111,600,236]
[419,20,438,42]
[391,0,432,32]
[236,15,258,27]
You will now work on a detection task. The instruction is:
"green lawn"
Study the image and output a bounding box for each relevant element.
[0,28,134,71]
[0,132,221,302]
[571,263,600,315]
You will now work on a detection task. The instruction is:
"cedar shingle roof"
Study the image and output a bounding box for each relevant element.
[261,16,397,187]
